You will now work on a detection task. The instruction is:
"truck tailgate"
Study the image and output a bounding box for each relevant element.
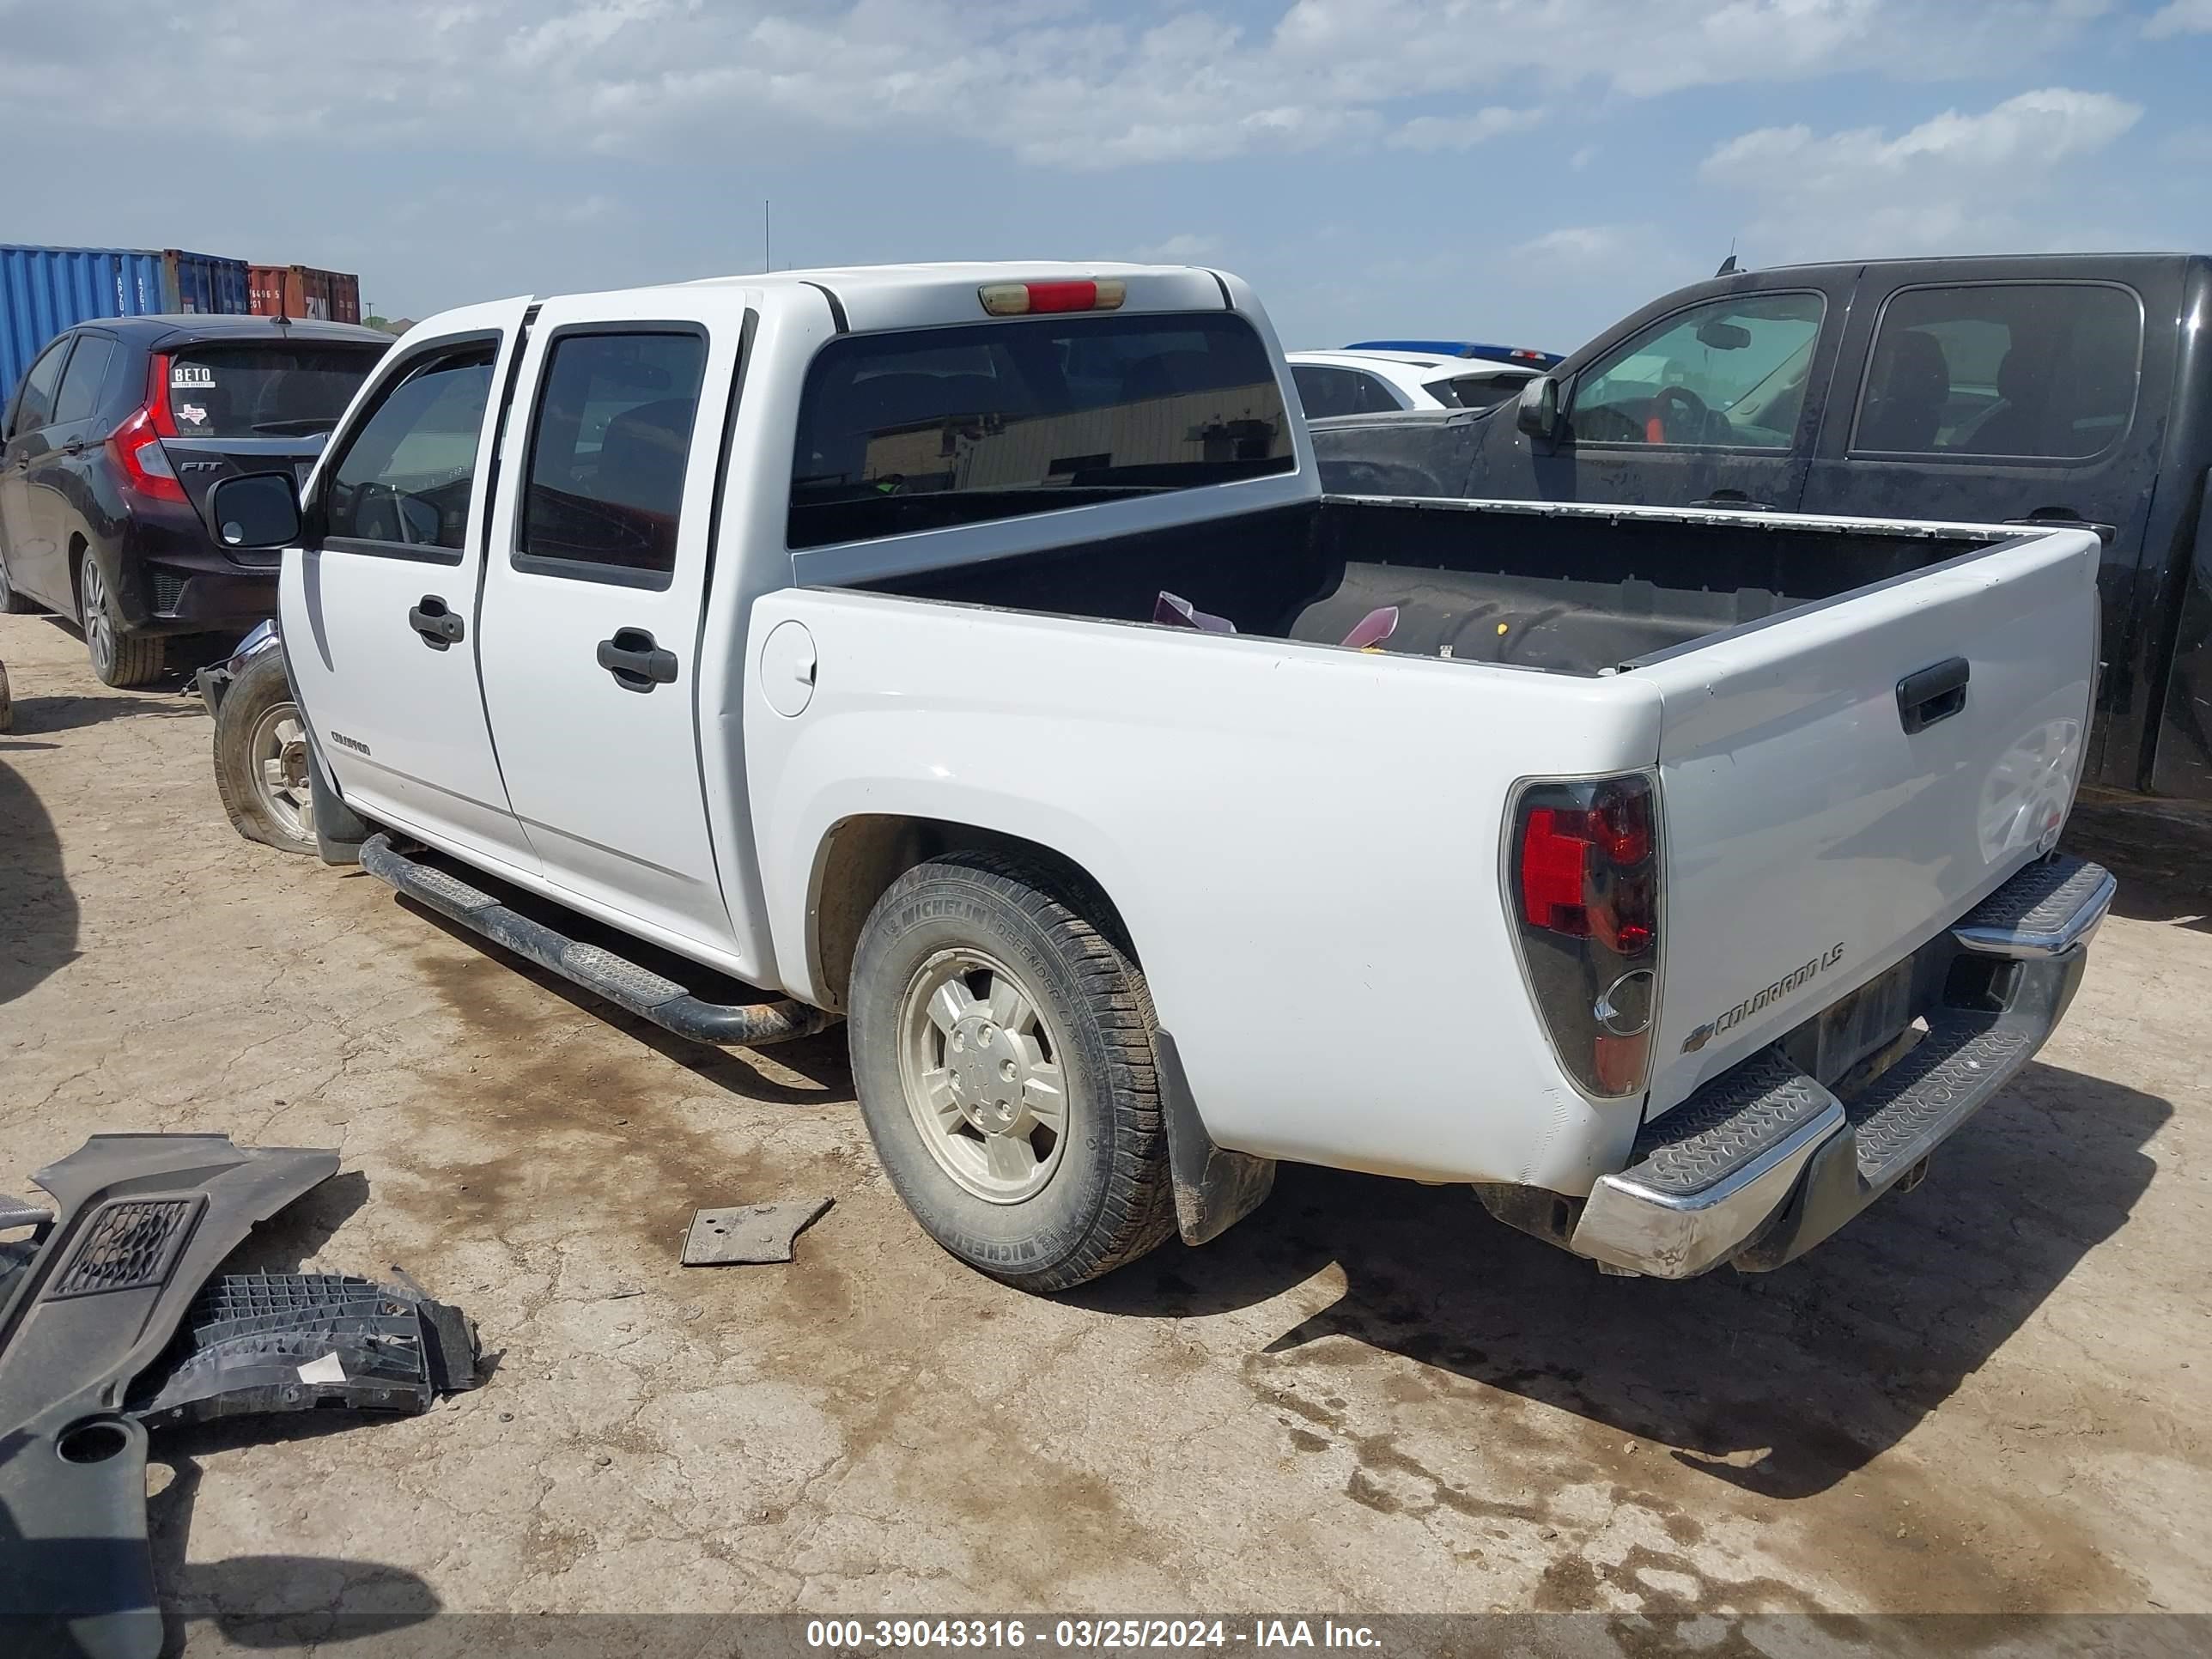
[1631,526,2100,1117]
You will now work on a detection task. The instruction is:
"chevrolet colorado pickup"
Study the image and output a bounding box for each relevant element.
[208,262,2113,1291]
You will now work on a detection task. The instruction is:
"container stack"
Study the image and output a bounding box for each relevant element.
[0,245,252,396]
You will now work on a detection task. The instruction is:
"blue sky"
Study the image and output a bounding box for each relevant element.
[4,1,2209,353]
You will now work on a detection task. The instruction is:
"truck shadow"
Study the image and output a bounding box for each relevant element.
[4,691,202,735]
[0,757,78,1007]
[389,884,850,1107]
[1076,1061,2166,1502]
[2065,804,2212,935]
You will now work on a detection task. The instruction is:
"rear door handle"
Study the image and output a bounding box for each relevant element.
[1898,657,1969,734]
[597,627,678,691]
[407,595,465,649]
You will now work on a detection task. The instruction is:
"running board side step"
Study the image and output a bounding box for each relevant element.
[359,833,837,1048]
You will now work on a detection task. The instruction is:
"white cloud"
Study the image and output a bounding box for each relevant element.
[2144,0,2212,36]
[1131,233,1226,263]
[1700,88,2142,258]
[0,0,2127,172]
[1386,107,1541,151]
[1513,226,1634,262]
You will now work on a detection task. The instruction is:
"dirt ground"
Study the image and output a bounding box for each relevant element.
[3,607,2209,1638]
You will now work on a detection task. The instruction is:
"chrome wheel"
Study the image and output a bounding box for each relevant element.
[80,553,115,679]
[249,701,315,842]
[896,947,1070,1203]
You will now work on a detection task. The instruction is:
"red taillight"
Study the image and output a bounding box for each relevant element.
[107,405,187,503]
[978,278,1128,316]
[143,353,179,436]
[1509,775,1662,1099]
[106,354,188,502]
[1520,808,1591,934]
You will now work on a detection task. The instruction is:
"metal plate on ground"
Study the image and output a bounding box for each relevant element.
[682,1198,833,1266]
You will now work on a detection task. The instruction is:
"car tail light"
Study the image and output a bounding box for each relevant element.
[1508,774,1661,1098]
[143,353,180,436]
[105,354,189,503]
[106,406,187,503]
[978,279,1127,316]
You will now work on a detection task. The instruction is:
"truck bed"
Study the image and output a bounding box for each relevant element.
[863,494,2010,675]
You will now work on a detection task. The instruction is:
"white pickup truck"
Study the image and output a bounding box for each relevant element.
[209,261,2114,1291]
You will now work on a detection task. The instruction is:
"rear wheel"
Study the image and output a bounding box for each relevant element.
[79,550,164,688]
[212,648,316,854]
[848,852,1176,1292]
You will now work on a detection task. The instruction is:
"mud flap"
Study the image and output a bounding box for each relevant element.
[1155,1030,1276,1246]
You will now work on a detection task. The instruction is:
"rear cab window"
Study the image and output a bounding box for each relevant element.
[789,312,1293,549]
[166,343,387,439]
[1850,283,2142,460]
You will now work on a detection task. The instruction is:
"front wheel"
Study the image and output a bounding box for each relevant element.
[848,853,1176,1292]
[211,647,316,854]
[79,549,164,687]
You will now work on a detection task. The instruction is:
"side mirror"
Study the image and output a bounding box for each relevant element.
[210,471,303,550]
[1516,374,1562,441]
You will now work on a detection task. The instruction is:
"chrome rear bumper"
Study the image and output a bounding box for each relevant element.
[1569,854,2112,1279]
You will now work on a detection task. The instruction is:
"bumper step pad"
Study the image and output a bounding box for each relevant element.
[1573,854,2112,1278]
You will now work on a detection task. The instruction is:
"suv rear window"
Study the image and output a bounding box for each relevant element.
[1852,283,2142,460]
[167,343,387,439]
[789,312,1293,549]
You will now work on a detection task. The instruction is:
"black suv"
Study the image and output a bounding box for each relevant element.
[0,315,389,685]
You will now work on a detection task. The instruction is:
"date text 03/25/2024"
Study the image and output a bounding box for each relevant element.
[805,1620,1382,1650]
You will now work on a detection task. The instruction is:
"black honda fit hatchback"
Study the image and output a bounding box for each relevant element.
[0,314,388,684]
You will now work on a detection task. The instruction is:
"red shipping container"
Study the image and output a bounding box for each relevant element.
[248,264,362,325]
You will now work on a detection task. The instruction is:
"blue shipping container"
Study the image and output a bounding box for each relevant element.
[1,244,251,405]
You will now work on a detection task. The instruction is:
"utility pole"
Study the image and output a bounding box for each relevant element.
[763,199,771,273]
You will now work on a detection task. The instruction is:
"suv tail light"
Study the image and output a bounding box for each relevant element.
[1508,774,1661,1097]
[105,353,187,503]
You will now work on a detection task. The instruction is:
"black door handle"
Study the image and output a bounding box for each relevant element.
[1898,657,1969,734]
[407,595,465,649]
[597,627,678,691]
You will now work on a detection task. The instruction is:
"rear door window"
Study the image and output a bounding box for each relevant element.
[1851,283,2142,460]
[324,345,495,558]
[516,330,710,584]
[1434,374,1528,411]
[1294,364,1404,417]
[1570,293,1826,448]
[52,336,117,425]
[9,337,74,437]
[166,343,387,439]
[790,312,1293,549]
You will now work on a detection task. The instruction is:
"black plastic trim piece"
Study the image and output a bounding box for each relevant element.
[1155,1030,1275,1246]
[802,281,849,333]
